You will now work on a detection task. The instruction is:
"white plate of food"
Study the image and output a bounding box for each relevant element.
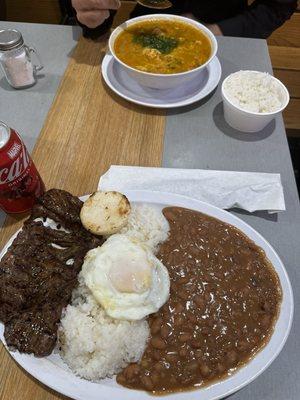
[101,54,221,109]
[0,189,293,400]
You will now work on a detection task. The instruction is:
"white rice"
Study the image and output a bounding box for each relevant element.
[121,204,170,253]
[59,204,169,381]
[223,71,285,113]
[59,283,149,381]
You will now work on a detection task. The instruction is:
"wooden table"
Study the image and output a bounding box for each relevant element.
[0,34,166,400]
[0,23,300,400]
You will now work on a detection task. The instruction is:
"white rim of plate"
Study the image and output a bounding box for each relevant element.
[101,55,222,108]
[0,190,294,400]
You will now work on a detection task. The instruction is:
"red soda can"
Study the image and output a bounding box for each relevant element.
[0,121,45,214]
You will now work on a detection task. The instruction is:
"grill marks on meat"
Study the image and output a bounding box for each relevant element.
[0,189,103,357]
[37,189,82,225]
[5,306,62,357]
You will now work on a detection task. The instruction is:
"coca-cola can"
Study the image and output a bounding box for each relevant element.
[0,121,45,214]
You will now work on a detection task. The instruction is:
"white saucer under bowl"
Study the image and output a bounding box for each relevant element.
[101,54,222,108]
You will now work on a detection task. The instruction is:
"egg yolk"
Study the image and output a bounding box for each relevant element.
[108,254,152,294]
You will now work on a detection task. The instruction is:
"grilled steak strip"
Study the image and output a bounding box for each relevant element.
[0,189,103,356]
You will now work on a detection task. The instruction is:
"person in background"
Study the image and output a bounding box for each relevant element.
[68,0,297,39]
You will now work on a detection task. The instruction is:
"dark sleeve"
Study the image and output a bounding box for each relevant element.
[218,0,297,38]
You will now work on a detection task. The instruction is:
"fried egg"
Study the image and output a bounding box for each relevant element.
[81,234,170,320]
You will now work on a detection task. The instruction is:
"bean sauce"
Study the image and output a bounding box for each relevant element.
[117,207,282,393]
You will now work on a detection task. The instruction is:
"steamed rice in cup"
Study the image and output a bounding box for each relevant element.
[221,70,289,133]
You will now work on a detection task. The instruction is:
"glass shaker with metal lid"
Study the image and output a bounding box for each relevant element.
[0,29,43,89]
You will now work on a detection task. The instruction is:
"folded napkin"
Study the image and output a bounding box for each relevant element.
[98,166,285,213]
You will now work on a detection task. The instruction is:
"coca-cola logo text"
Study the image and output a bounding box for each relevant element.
[0,143,30,185]
[7,142,21,159]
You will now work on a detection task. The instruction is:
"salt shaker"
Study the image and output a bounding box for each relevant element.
[0,29,43,89]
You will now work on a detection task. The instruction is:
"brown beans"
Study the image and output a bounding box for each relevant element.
[194,294,205,308]
[178,289,189,300]
[226,350,238,365]
[174,302,184,313]
[217,363,226,373]
[187,312,197,323]
[251,336,260,345]
[189,246,199,257]
[179,347,188,357]
[180,238,189,249]
[152,350,161,361]
[151,337,167,350]
[194,348,203,358]
[199,363,211,377]
[191,339,201,348]
[141,360,149,368]
[116,207,281,393]
[201,326,210,335]
[169,376,177,385]
[161,325,170,339]
[180,375,194,385]
[166,353,178,363]
[174,315,184,327]
[163,209,177,221]
[239,287,250,297]
[141,376,154,391]
[150,372,160,384]
[123,364,140,380]
[261,314,271,328]
[178,276,189,285]
[236,340,249,352]
[186,361,199,372]
[232,310,242,318]
[151,317,162,335]
[116,374,126,385]
[188,282,196,291]
[154,362,164,372]
[204,292,211,302]
[179,332,192,343]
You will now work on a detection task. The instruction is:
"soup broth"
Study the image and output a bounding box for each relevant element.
[114,19,212,74]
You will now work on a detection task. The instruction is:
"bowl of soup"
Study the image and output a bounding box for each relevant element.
[109,15,218,90]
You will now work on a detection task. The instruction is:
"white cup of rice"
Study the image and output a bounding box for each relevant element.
[221,70,289,133]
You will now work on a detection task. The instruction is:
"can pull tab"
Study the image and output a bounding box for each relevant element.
[26,45,44,72]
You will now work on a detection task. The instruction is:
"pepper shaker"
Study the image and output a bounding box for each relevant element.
[0,29,43,89]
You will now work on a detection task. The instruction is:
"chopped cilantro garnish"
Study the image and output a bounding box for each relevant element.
[133,33,178,54]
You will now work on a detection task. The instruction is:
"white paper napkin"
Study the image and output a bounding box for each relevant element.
[98,166,285,213]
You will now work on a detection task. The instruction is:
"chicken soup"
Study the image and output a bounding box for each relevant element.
[114,19,212,74]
